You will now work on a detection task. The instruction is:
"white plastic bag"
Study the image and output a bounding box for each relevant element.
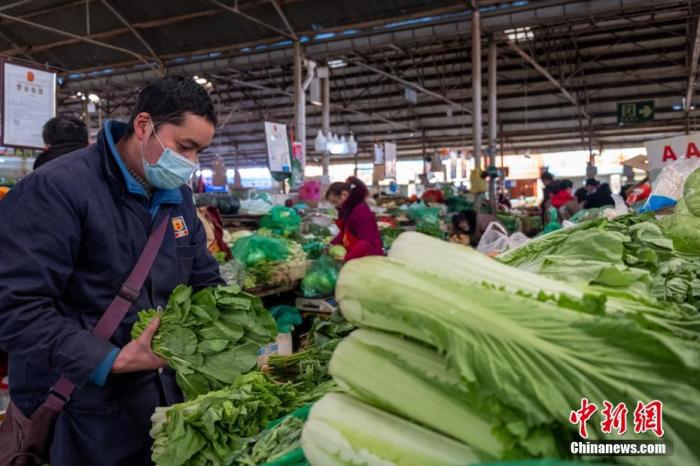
[604,193,629,220]
[477,222,510,254]
[643,158,700,212]
[477,222,532,255]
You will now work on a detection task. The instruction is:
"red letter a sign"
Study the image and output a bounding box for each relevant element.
[662,146,677,162]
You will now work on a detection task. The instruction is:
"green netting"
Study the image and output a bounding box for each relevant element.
[260,206,302,236]
[408,205,441,225]
[231,235,289,267]
[302,241,325,260]
[301,256,339,298]
[445,195,473,213]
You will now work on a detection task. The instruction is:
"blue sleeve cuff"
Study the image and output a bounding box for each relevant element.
[88,347,120,386]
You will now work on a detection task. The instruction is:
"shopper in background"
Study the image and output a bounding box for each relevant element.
[33,115,89,170]
[559,186,588,221]
[453,209,502,247]
[540,171,558,223]
[0,77,223,465]
[326,176,384,261]
[584,182,615,209]
[550,179,574,209]
[584,177,600,194]
[449,211,471,246]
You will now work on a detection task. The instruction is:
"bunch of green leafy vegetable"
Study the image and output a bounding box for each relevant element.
[236,416,306,466]
[380,226,403,249]
[267,339,339,388]
[132,284,277,399]
[499,213,700,310]
[329,233,700,465]
[307,310,355,347]
[151,371,334,466]
[150,372,298,466]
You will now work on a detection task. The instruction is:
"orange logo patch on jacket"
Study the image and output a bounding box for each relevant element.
[172,216,189,238]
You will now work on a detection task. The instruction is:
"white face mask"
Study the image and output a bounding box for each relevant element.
[141,121,198,189]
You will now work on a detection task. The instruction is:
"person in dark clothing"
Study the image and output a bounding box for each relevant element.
[0,77,223,465]
[33,116,89,170]
[584,177,600,194]
[574,187,589,204]
[584,182,615,209]
[452,209,502,247]
[540,171,558,223]
[326,177,384,261]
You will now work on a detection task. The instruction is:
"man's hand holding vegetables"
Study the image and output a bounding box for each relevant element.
[111,318,167,373]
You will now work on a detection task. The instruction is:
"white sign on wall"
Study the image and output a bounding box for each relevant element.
[2,62,56,148]
[264,121,291,173]
[644,134,700,172]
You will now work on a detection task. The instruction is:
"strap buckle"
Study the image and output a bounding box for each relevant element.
[118,284,140,302]
[48,386,71,404]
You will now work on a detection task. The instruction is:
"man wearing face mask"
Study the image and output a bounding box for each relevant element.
[0,77,224,464]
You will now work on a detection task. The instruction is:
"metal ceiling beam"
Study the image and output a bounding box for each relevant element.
[205,0,295,40]
[497,32,591,120]
[211,74,414,130]
[0,10,160,74]
[99,0,165,74]
[269,0,297,40]
[350,59,472,114]
[685,17,700,111]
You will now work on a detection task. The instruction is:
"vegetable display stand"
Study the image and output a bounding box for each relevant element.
[245,260,310,297]
[295,296,337,315]
[221,213,263,230]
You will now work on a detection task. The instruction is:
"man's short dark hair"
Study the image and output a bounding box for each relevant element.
[585,178,600,187]
[559,179,573,189]
[42,115,88,146]
[125,76,216,136]
[540,171,554,182]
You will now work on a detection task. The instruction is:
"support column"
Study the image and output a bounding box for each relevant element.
[471,8,482,205]
[321,73,330,176]
[293,41,306,170]
[487,37,497,213]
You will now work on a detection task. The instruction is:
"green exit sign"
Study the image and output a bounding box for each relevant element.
[617,101,654,124]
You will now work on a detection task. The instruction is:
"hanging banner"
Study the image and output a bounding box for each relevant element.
[373,143,384,165]
[290,141,304,188]
[644,134,700,173]
[2,62,56,149]
[264,121,291,173]
[384,142,397,179]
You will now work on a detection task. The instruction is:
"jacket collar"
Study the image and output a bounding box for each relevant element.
[99,120,182,206]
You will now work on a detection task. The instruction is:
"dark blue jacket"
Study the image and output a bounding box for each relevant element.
[0,121,223,465]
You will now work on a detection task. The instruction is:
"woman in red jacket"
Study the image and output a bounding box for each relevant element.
[326,176,384,261]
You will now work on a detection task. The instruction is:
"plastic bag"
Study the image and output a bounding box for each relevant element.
[231,235,289,267]
[260,206,302,236]
[269,305,302,333]
[477,222,530,254]
[219,258,246,287]
[542,207,562,234]
[604,193,629,220]
[301,256,339,298]
[408,204,441,225]
[477,222,509,254]
[642,158,700,212]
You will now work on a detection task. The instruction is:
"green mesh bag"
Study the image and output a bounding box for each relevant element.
[231,235,289,267]
[260,206,302,236]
